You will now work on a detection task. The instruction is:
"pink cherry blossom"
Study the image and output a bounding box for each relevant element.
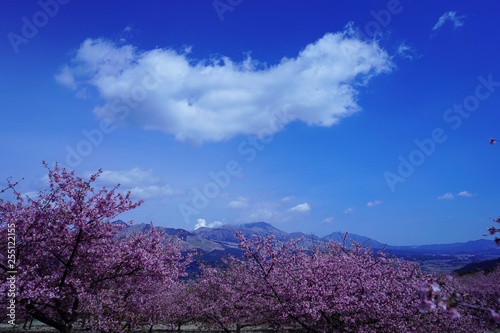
[0,163,187,333]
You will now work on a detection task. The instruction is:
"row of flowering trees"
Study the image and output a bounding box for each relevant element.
[0,164,498,332]
[192,234,498,332]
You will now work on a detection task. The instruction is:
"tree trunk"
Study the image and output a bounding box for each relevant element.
[22,317,33,329]
[64,323,73,333]
[30,311,68,333]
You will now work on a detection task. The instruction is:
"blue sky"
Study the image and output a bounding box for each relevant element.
[1,0,500,245]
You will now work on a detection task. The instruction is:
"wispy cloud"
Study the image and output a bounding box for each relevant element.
[396,42,420,61]
[438,192,454,200]
[56,28,391,143]
[237,201,282,222]
[289,202,311,213]
[457,190,474,198]
[95,167,184,199]
[322,216,334,224]
[367,200,383,208]
[233,198,311,224]
[227,196,249,209]
[344,207,354,214]
[126,185,183,199]
[98,167,160,187]
[433,11,465,31]
[438,190,475,200]
[22,191,39,199]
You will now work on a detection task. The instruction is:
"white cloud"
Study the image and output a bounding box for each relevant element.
[437,191,474,200]
[98,167,160,187]
[433,11,465,31]
[194,218,223,230]
[396,42,419,61]
[237,201,283,222]
[367,200,383,208]
[194,218,206,230]
[32,174,50,189]
[438,192,454,200]
[22,191,39,199]
[95,167,184,199]
[127,185,184,199]
[57,28,391,143]
[281,196,294,202]
[55,66,77,90]
[235,199,311,224]
[227,196,249,209]
[322,217,334,224]
[289,202,311,213]
[344,207,354,214]
[457,191,473,198]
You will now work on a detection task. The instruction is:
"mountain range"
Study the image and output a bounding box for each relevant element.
[119,221,500,273]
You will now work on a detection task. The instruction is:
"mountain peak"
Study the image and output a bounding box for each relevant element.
[239,222,277,230]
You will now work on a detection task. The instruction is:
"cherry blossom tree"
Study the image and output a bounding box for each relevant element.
[454,267,500,325]
[488,139,500,244]
[192,260,272,332]
[420,268,500,328]
[79,227,188,332]
[160,280,201,332]
[0,163,186,333]
[487,216,500,245]
[198,233,484,332]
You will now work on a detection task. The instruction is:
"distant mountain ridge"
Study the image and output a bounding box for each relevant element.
[389,239,499,254]
[117,220,499,256]
[115,221,500,273]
